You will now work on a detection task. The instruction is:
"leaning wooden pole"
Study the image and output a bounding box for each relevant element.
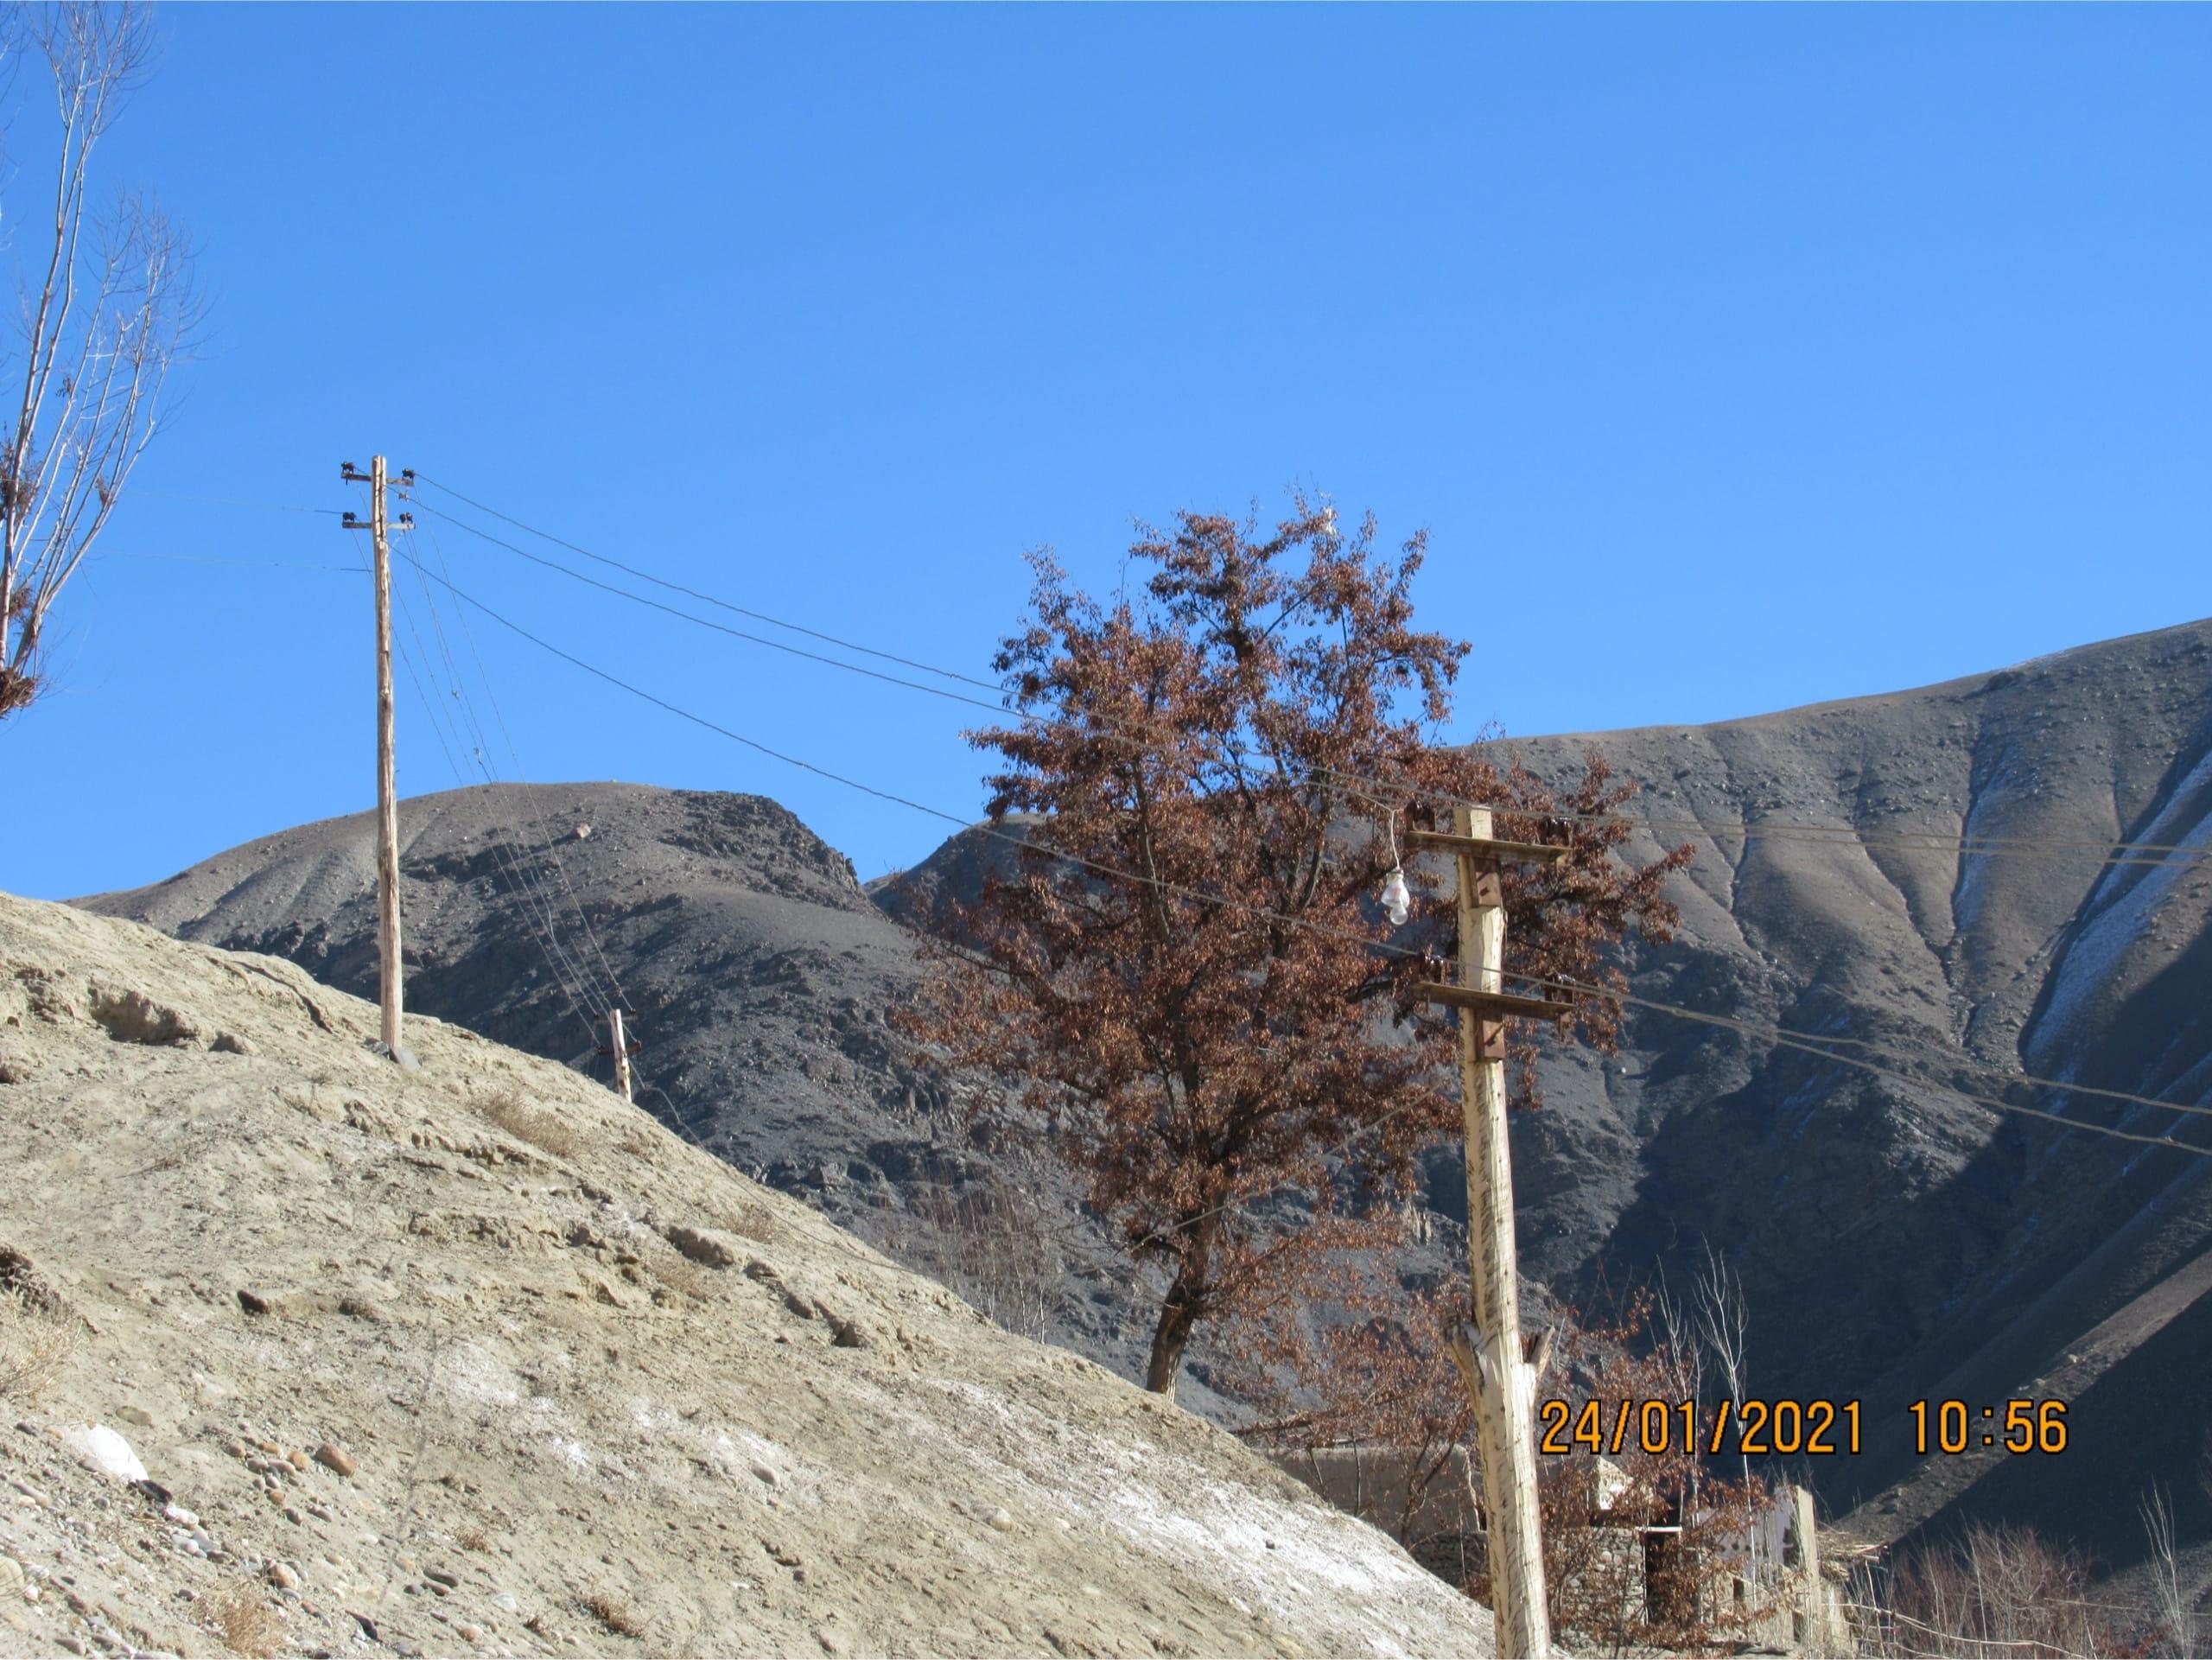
[1448,802,1550,1657]
[609,1008,633,1103]
[368,456,404,1061]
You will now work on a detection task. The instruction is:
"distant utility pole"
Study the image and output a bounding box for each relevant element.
[609,1008,633,1104]
[342,457,416,1067]
[1412,805,1573,1660]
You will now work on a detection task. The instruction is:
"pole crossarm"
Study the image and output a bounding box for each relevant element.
[1412,982,1575,1022]
[1405,830,1572,863]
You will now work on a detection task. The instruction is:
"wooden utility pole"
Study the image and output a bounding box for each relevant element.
[342,458,416,1067]
[609,1008,633,1103]
[1412,806,1571,1659]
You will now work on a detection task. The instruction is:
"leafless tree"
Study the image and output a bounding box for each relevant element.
[1690,1240,1758,1574]
[0,2,199,721]
[1847,1521,2109,1658]
[2140,1484,2196,1657]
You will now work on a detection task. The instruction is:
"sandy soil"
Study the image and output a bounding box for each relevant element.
[0,893,1493,1658]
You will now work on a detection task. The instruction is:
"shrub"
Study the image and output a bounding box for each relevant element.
[479,1088,584,1160]
[207,1584,283,1658]
[1847,1521,2112,1657]
[879,1169,1069,1339]
[0,1286,77,1404]
[583,1590,647,1638]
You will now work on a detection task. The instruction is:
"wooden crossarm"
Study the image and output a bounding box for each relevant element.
[1405,830,1572,864]
[1411,981,1575,1021]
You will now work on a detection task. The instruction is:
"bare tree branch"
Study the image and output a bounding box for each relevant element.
[0,1,196,720]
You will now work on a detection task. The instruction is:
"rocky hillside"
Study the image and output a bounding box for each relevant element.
[1486,620,2212,1571]
[0,892,1494,1657]
[75,784,1186,1409]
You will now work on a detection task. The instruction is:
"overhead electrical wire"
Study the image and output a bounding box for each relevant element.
[409,499,1014,720]
[392,544,2212,1163]
[182,472,2205,869]
[396,550,615,1032]
[415,476,1002,693]
[384,544,614,1039]
[388,621,605,1046]
[408,506,635,1025]
[410,476,2209,875]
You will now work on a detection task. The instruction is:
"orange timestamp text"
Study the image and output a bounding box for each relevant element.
[1539,1397,1863,1458]
[1908,1398,2068,1455]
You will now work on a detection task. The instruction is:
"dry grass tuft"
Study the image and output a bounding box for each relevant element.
[480,1088,584,1161]
[583,1590,649,1638]
[721,1201,778,1243]
[646,1253,715,1304]
[456,1523,494,1554]
[0,1286,78,1404]
[207,1584,284,1658]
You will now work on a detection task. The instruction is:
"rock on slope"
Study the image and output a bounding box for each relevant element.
[0,893,1493,1657]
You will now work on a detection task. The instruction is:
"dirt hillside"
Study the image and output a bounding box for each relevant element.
[74,785,1190,1417]
[0,893,1493,1659]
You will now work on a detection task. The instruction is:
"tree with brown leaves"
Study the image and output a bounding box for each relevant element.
[907,497,1688,1397]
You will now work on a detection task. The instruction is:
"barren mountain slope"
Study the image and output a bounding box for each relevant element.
[1497,617,2212,1574]
[0,893,1494,1658]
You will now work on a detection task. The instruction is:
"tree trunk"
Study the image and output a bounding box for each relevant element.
[1143,1232,1212,1396]
[1144,1288,1199,1396]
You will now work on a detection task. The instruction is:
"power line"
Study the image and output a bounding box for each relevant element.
[393,547,2212,1161]
[412,477,2209,874]
[397,550,983,831]
[410,508,634,1025]
[414,476,1003,693]
[389,621,603,1045]
[410,497,1015,722]
[1526,970,2212,1150]
[396,543,614,1027]
[164,474,2207,871]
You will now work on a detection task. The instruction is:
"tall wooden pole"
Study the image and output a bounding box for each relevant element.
[345,456,410,1066]
[1451,803,1550,1658]
[609,1008,633,1103]
[371,455,404,1061]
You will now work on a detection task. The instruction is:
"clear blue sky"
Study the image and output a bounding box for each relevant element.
[10,3,2209,900]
